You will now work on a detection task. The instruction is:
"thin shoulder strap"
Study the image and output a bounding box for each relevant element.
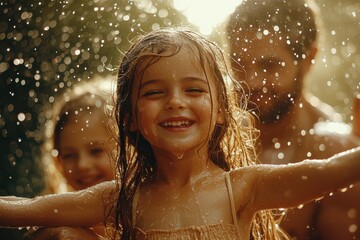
[225,172,240,234]
[132,185,141,226]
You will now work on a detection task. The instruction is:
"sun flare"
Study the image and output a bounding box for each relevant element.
[172,0,243,35]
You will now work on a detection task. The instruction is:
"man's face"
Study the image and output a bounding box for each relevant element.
[230,30,304,124]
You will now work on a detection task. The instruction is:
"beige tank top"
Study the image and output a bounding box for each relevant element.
[132,172,240,239]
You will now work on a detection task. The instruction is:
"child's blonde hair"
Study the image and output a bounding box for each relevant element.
[112,27,288,239]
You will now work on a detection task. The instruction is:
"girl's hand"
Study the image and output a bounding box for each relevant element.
[29,227,104,240]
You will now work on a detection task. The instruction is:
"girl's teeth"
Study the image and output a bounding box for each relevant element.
[162,121,190,127]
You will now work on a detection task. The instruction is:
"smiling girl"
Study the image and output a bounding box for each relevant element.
[29,77,116,240]
[1,28,360,240]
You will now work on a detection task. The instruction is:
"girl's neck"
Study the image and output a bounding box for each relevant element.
[152,148,218,187]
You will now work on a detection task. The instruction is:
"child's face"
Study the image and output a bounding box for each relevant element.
[57,111,114,190]
[131,47,221,157]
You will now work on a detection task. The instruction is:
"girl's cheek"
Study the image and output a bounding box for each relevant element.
[199,98,213,114]
[61,161,75,174]
[62,167,73,178]
[98,162,114,179]
[137,101,146,113]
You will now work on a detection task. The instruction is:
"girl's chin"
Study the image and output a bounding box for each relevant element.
[153,144,207,158]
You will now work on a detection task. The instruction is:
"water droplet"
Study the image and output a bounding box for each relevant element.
[349,224,358,233]
[319,144,326,151]
[17,113,26,122]
[347,208,357,218]
[172,152,184,159]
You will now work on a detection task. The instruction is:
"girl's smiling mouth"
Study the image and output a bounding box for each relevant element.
[159,118,194,129]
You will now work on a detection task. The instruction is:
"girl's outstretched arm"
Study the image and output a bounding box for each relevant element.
[243,147,360,211]
[0,180,116,228]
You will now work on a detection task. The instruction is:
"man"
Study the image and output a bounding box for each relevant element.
[225,0,360,239]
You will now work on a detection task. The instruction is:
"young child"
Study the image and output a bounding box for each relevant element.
[1,27,360,240]
[41,75,116,193]
[28,76,116,239]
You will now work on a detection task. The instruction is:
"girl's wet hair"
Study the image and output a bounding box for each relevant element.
[112,27,287,239]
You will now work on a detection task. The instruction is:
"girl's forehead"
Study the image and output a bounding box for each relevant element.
[64,110,105,125]
[135,46,210,80]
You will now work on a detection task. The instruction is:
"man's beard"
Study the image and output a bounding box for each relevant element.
[247,71,302,124]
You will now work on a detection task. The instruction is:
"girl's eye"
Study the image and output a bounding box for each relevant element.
[142,90,163,97]
[186,87,206,94]
[61,153,77,161]
[90,147,105,156]
[187,88,202,92]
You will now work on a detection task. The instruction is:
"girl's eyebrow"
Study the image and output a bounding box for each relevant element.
[184,76,208,84]
[59,146,74,152]
[140,79,160,89]
[88,141,106,145]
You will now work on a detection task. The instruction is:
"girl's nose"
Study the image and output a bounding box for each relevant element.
[165,91,185,110]
[77,151,93,170]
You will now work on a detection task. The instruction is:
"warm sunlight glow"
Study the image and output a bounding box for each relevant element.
[173,0,243,35]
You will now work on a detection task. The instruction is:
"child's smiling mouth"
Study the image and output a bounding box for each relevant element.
[160,120,193,128]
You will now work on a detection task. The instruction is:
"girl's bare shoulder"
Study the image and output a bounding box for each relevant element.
[226,166,268,211]
[228,165,270,181]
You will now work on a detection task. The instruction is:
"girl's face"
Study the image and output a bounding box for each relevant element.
[57,111,114,190]
[131,47,221,157]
